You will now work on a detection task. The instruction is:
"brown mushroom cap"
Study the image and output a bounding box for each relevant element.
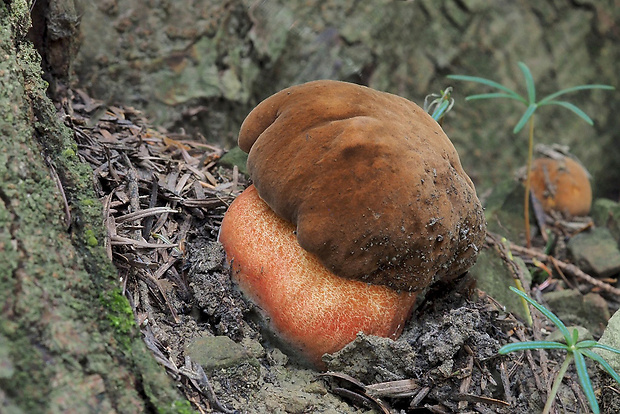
[530,156,592,217]
[238,80,485,292]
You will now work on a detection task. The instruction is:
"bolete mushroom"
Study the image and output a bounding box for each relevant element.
[219,80,486,367]
[219,184,417,366]
[530,155,592,217]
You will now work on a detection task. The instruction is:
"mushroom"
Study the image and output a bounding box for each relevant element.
[219,185,416,366]
[219,80,486,367]
[530,155,592,217]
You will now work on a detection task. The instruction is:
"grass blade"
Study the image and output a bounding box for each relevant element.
[518,62,536,104]
[591,343,620,354]
[538,100,594,125]
[512,104,537,134]
[513,278,533,326]
[447,74,523,100]
[539,84,615,104]
[581,349,620,384]
[508,287,572,342]
[430,100,450,121]
[499,341,567,354]
[574,351,600,414]
[575,340,599,349]
[464,92,526,103]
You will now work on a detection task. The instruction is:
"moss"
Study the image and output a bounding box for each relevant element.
[80,197,96,207]
[100,289,135,350]
[167,400,198,414]
[1,3,188,411]
[132,337,193,413]
[84,227,99,247]
[61,147,76,159]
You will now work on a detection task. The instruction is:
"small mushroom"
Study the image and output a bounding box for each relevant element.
[220,80,486,367]
[530,156,592,216]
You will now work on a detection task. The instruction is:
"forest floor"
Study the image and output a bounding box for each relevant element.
[61,89,620,414]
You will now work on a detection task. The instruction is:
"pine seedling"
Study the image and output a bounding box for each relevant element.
[500,286,620,414]
[448,63,614,247]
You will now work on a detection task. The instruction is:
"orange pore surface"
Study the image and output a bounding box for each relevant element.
[219,185,417,367]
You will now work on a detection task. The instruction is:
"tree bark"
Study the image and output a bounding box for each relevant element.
[0,3,185,413]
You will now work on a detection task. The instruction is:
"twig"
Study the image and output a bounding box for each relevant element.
[486,234,531,290]
[550,255,578,291]
[457,353,474,410]
[153,256,178,280]
[499,361,513,405]
[136,268,180,324]
[123,153,141,240]
[110,235,178,249]
[516,327,546,401]
[508,242,620,296]
[142,174,159,238]
[102,192,114,261]
[531,303,552,402]
[138,279,155,325]
[44,155,71,229]
[453,393,510,407]
[409,386,430,408]
[569,379,590,414]
[115,206,178,224]
[182,357,236,414]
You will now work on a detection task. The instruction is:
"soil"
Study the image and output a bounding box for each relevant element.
[64,89,620,414]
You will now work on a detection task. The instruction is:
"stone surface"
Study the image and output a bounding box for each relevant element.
[596,309,620,374]
[483,179,531,244]
[568,227,620,278]
[469,245,532,321]
[543,290,610,337]
[185,334,259,371]
[592,198,620,243]
[546,325,593,343]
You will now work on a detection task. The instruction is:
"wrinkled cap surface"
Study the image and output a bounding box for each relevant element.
[238,80,486,291]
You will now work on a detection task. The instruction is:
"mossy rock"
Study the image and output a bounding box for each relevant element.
[469,244,532,321]
[592,198,620,243]
[568,227,620,278]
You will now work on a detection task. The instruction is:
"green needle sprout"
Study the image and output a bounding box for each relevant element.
[500,286,620,414]
[448,63,614,248]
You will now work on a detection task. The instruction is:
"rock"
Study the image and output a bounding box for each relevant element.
[323,333,417,383]
[469,244,532,321]
[218,146,249,175]
[567,227,620,278]
[483,179,533,244]
[596,310,620,374]
[592,198,620,243]
[185,334,259,371]
[546,325,592,343]
[543,290,610,337]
